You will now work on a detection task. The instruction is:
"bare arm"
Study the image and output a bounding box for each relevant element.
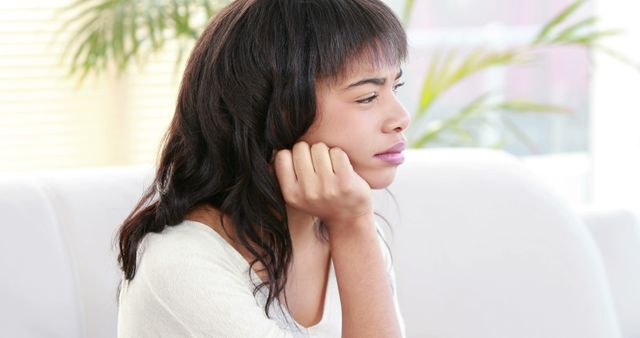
[274,142,401,338]
[327,214,401,338]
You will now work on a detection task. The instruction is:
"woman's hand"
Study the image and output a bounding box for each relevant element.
[273,141,373,227]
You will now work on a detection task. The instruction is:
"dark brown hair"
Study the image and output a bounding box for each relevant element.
[117,0,407,319]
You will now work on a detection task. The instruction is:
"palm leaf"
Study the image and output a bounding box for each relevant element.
[548,16,597,44]
[500,115,539,153]
[563,29,624,46]
[407,0,639,150]
[410,97,571,148]
[471,116,508,149]
[411,93,493,147]
[416,49,442,115]
[494,100,572,114]
[59,0,228,80]
[593,43,640,73]
[533,0,586,44]
[416,49,457,116]
[414,48,525,120]
[402,0,415,26]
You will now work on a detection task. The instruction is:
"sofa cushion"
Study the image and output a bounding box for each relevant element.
[579,207,640,338]
[0,177,83,338]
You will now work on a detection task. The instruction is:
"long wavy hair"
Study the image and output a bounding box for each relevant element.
[117,0,407,318]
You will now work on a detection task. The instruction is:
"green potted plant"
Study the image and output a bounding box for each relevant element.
[58,0,638,151]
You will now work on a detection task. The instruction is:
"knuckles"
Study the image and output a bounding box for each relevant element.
[310,142,329,152]
[275,141,370,220]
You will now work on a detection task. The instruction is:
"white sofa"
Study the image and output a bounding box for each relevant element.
[1,148,638,337]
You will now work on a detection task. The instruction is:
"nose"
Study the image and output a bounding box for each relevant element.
[383,96,411,133]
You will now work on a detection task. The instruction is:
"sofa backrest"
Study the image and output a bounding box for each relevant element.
[0,178,83,337]
[580,207,640,338]
[377,148,622,338]
[0,149,623,337]
[0,166,153,338]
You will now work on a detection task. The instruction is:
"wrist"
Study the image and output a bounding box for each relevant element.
[325,211,376,239]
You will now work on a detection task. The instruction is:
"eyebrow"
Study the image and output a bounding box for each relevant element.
[343,69,403,90]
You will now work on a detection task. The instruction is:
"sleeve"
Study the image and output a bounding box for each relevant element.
[377,225,407,338]
[139,246,294,338]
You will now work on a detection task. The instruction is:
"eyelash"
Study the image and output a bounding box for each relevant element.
[356,82,405,104]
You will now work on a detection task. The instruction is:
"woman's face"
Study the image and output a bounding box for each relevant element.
[300,63,410,189]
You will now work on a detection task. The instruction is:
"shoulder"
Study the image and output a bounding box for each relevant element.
[135,220,249,289]
[120,221,294,337]
[140,220,224,256]
[123,220,255,319]
[140,221,221,259]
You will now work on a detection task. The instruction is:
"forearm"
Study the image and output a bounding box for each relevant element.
[327,213,401,338]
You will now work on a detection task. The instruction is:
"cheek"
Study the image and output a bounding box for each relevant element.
[320,116,371,160]
[304,101,363,145]
[305,94,378,164]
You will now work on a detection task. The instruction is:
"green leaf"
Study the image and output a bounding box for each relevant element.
[59,0,230,81]
[488,136,508,150]
[113,6,126,60]
[408,0,640,151]
[563,29,624,46]
[54,0,113,37]
[494,100,572,114]
[416,49,442,116]
[402,0,415,26]
[410,96,571,148]
[451,126,475,144]
[413,48,525,122]
[411,93,493,148]
[145,11,160,49]
[533,0,586,45]
[548,16,597,44]
[500,115,539,153]
[593,43,640,73]
[203,0,214,18]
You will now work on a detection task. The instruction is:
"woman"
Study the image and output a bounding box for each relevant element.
[116,0,410,336]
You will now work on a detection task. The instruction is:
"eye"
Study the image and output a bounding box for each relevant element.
[356,94,378,104]
[392,82,405,93]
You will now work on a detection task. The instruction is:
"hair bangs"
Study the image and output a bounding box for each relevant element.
[306,0,408,82]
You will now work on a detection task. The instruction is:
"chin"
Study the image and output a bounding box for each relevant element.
[360,168,397,190]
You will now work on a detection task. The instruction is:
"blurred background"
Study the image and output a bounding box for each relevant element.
[0,0,638,212]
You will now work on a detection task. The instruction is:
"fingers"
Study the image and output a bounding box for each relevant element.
[292,141,314,173]
[310,143,334,177]
[289,142,314,193]
[275,141,349,197]
[274,149,296,189]
[329,147,352,177]
[274,142,372,223]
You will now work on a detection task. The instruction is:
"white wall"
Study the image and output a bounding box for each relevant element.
[590,0,640,210]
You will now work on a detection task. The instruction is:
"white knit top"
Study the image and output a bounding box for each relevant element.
[117,220,405,337]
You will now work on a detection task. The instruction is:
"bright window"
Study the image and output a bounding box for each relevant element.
[0,1,186,172]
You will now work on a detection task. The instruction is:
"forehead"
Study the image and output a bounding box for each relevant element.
[322,59,402,89]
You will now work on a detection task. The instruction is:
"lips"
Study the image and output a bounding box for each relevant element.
[375,142,406,155]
